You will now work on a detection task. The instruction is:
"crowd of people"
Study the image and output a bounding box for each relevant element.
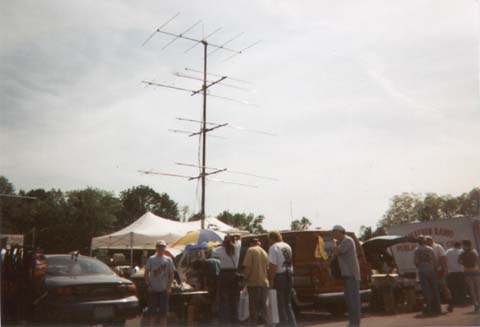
[142,232,298,327]
[141,226,364,327]
[414,236,480,317]
[140,228,480,327]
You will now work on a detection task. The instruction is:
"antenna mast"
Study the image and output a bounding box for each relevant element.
[142,14,259,229]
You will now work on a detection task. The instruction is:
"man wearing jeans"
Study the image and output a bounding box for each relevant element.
[268,231,297,327]
[333,225,361,327]
[144,240,175,327]
[414,236,442,316]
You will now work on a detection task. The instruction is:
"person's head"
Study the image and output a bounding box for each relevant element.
[222,235,235,256]
[462,240,472,250]
[454,241,462,249]
[332,225,346,241]
[268,231,283,245]
[232,233,242,242]
[424,235,433,246]
[416,235,426,246]
[155,240,167,255]
[249,238,260,247]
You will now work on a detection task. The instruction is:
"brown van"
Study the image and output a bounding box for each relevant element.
[240,230,371,315]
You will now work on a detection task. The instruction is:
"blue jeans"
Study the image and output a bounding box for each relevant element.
[274,273,297,327]
[343,276,361,326]
[418,270,441,314]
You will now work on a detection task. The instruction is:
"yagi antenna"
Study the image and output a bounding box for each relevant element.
[142,12,180,47]
[176,117,276,136]
[138,170,258,188]
[141,15,263,228]
[174,72,250,91]
[185,67,252,85]
[184,27,222,54]
[162,20,203,50]
[168,129,228,139]
[142,80,257,107]
[175,162,279,181]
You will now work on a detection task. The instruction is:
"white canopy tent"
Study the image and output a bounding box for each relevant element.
[91,212,197,250]
[185,217,248,235]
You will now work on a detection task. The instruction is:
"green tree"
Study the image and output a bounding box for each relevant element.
[380,188,480,227]
[216,211,266,234]
[118,185,179,227]
[379,193,423,227]
[66,188,121,253]
[0,176,15,195]
[291,216,312,230]
[0,176,17,233]
[358,225,373,242]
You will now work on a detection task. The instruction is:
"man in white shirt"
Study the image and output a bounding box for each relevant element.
[445,242,466,305]
[268,231,297,327]
[144,240,175,327]
[425,236,453,312]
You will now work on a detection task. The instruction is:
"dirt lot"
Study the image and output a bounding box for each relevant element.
[126,305,480,327]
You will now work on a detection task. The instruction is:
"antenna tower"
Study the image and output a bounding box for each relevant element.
[141,13,264,229]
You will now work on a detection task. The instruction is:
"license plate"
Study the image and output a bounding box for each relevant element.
[94,305,114,319]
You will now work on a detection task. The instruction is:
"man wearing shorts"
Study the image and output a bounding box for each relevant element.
[145,240,175,327]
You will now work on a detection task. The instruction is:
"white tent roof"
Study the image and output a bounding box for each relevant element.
[185,217,247,234]
[91,212,197,250]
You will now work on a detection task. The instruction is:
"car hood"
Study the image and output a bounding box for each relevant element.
[46,274,132,287]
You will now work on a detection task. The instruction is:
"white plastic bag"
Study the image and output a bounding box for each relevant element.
[238,288,249,321]
[266,289,279,325]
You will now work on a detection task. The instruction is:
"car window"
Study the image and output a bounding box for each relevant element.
[47,256,115,276]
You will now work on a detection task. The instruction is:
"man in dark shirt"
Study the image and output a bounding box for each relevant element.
[414,236,441,316]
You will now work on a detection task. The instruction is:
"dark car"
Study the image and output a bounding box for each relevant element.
[34,254,140,325]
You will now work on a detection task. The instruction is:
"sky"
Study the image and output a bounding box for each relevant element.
[1,0,479,234]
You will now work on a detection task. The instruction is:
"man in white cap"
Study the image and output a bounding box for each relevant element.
[144,240,175,327]
[333,225,361,327]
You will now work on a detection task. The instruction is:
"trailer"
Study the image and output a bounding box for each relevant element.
[386,216,480,275]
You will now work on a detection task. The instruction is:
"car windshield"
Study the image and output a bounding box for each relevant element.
[47,255,115,276]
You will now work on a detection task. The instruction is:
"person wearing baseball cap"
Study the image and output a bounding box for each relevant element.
[144,240,175,326]
[414,235,442,316]
[332,225,361,327]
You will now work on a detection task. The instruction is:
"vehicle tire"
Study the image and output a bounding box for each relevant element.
[326,303,346,317]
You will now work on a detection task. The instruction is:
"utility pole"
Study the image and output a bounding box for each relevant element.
[201,40,208,229]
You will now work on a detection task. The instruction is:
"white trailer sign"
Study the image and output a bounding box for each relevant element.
[386,216,480,275]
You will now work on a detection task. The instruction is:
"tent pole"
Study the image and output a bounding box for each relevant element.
[130,232,134,269]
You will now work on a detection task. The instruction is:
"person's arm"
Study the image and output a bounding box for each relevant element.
[336,238,352,256]
[243,250,252,279]
[269,263,277,288]
[414,250,419,268]
[268,248,277,287]
[439,255,448,275]
[167,259,175,294]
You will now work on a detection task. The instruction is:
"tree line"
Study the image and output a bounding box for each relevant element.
[359,187,480,241]
[0,176,267,253]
